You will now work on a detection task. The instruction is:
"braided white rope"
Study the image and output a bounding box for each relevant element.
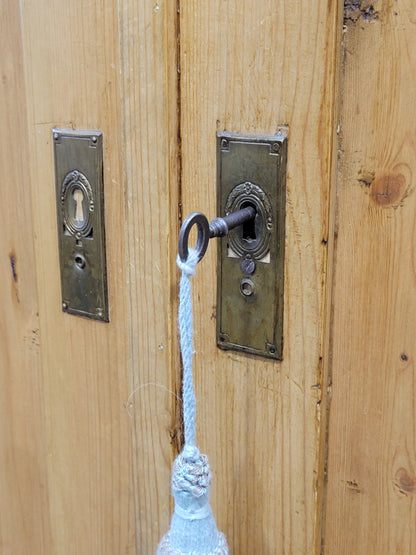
[176,248,199,449]
[156,249,229,554]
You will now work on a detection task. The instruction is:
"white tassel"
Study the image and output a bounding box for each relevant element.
[157,250,228,555]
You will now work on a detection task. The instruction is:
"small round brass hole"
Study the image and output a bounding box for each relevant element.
[74,254,86,269]
[240,278,254,297]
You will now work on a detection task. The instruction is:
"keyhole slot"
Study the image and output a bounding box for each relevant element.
[73,188,85,223]
[74,254,86,269]
[241,201,257,242]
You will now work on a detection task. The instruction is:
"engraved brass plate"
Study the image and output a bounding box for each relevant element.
[216,131,287,359]
[53,129,108,321]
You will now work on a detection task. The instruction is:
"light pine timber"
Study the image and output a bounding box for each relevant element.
[118,1,181,552]
[0,1,52,551]
[20,0,182,552]
[179,1,343,553]
[324,1,416,553]
[19,1,136,552]
[3,0,180,552]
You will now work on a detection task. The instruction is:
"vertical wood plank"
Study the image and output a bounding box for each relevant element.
[0,2,52,552]
[324,1,416,553]
[180,1,342,552]
[19,2,136,552]
[3,1,180,552]
[118,1,181,552]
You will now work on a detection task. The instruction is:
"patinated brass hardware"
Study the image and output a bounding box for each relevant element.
[53,129,108,321]
[177,131,287,361]
[216,131,287,360]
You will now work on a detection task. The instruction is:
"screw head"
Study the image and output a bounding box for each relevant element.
[91,136,97,143]
[271,142,280,153]
[241,257,256,275]
[62,301,68,310]
[221,138,229,149]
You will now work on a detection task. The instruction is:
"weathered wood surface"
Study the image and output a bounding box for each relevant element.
[18,2,136,552]
[1,1,179,553]
[118,1,181,552]
[324,1,416,552]
[0,1,52,551]
[179,1,342,552]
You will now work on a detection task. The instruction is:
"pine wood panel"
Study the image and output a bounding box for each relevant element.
[179,2,342,552]
[18,2,137,552]
[0,2,52,552]
[16,1,180,552]
[2,1,180,552]
[324,1,416,552]
[118,1,181,552]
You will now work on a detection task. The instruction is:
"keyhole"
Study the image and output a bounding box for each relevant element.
[73,188,84,223]
[241,202,257,241]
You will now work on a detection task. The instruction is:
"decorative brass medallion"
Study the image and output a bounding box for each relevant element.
[225,181,273,261]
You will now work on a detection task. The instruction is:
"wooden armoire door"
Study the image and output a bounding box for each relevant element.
[177,2,341,553]
[324,1,416,552]
[1,1,179,552]
[2,1,415,554]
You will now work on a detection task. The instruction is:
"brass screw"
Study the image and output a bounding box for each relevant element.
[241,257,256,275]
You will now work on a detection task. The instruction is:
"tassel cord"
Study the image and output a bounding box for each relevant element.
[156,248,229,554]
[177,249,199,448]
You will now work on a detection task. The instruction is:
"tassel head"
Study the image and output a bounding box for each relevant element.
[156,447,228,555]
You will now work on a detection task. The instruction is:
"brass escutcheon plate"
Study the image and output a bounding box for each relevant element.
[53,129,108,321]
[216,131,288,359]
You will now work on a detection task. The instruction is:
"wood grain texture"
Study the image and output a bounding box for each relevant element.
[324,1,416,552]
[179,1,342,552]
[118,1,181,552]
[2,1,180,552]
[19,2,136,552]
[0,2,52,552]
